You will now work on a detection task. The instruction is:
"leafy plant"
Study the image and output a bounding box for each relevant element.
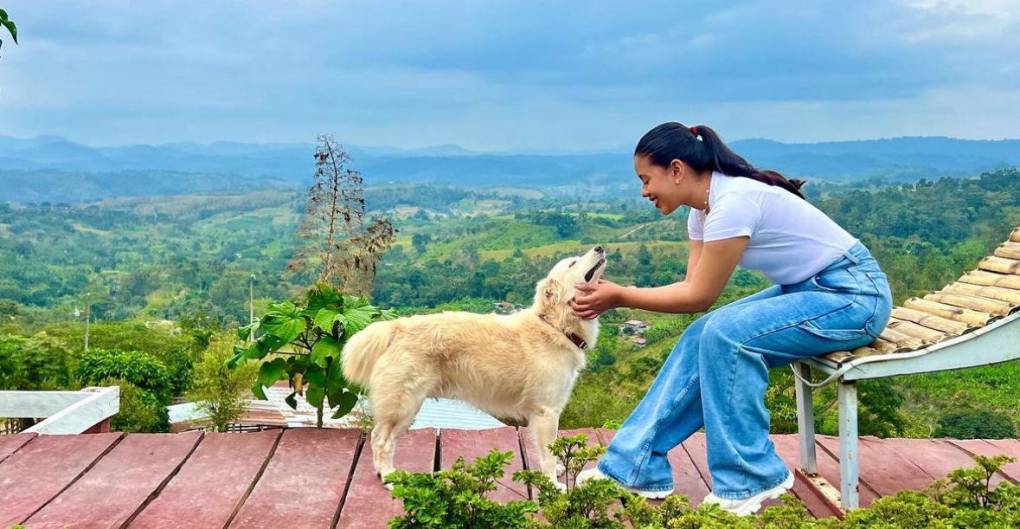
[75,348,174,404]
[0,8,16,59]
[386,434,1020,528]
[934,410,1017,440]
[187,332,258,431]
[228,283,394,427]
[385,450,539,529]
[100,377,170,433]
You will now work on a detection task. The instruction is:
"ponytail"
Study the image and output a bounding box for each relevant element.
[635,122,806,199]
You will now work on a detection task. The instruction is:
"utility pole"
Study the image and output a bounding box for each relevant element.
[84,302,91,352]
[248,274,256,343]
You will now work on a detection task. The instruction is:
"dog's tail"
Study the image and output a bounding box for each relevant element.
[341,320,393,386]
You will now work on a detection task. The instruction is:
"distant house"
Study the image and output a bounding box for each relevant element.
[632,336,647,347]
[620,319,649,335]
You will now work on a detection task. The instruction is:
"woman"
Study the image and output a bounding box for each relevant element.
[570,122,892,516]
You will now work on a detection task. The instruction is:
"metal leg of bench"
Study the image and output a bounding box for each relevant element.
[838,380,860,510]
[794,362,817,474]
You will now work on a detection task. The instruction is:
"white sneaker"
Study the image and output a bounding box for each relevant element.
[702,472,795,516]
[574,466,674,499]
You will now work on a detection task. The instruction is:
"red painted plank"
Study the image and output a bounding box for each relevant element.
[771,434,847,518]
[948,439,1020,482]
[0,433,122,529]
[818,435,933,500]
[25,431,203,529]
[127,430,280,529]
[0,433,36,464]
[595,428,711,506]
[883,438,991,483]
[337,428,437,529]
[228,428,361,529]
[439,427,529,502]
[680,432,711,489]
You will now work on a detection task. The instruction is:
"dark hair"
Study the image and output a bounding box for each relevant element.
[634,122,806,199]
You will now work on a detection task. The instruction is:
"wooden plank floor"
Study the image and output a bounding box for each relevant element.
[0,427,1016,528]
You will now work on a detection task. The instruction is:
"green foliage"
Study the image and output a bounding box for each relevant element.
[0,8,16,49]
[388,435,1020,528]
[229,283,394,427]
[101,377,170,433]
[0,332,74,390]
[385,450,539,528]
[76,348,174,404]
[186,332,258,432]
[934,410,1017,440]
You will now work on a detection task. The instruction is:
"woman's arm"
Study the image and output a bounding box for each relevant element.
[570,236,747,317]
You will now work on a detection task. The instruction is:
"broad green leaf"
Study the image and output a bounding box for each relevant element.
[325,358,345,404]
[237,319,259,340]
[3,20,16,44]
[304,283,343,314]
[226,349,245,369]
[284,391,298,410]
[251,381,267,400]
[305,365,326,387]
[312,308,340,333]
[258,358,286,387]
[310,336,341,367]
[306,385,325,408]
[340,304,378,339]
[330,390,359,419]
[260,310,305,344]
[0,9,8,21]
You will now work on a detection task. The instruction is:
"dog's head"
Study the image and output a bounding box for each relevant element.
[534,245,607,312]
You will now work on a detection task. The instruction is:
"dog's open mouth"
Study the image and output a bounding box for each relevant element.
[584,258,606,282]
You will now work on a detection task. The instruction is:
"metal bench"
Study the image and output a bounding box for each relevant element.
[793,226,1020,510]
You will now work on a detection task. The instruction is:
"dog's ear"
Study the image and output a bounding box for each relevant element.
[540,277,563,305]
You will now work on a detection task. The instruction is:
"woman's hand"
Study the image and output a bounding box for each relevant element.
[569,278,624,320]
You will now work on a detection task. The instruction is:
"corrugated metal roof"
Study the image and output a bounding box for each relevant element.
[170,381,506,430]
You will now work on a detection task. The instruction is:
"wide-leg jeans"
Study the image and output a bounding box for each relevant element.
[597,241,893,499]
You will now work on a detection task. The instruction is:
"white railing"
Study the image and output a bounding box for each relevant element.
[0,386,120,434]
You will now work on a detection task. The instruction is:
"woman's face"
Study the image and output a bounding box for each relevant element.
[634,154,685,215]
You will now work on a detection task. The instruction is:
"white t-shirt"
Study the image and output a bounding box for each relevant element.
[687,171,858,285]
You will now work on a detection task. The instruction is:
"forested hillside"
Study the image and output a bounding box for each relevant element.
[1,167,1017,438]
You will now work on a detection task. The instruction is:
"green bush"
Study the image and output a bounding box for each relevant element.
[934,410,1017,439]
[76,348,173,404]
[187,332,258,431]
[0,332,75,390]
[386,434,1020,528]
[101,377,170,433]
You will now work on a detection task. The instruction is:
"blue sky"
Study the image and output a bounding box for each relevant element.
[1,0,1018,150]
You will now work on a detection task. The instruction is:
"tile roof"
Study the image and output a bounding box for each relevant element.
[825,226,1020,364]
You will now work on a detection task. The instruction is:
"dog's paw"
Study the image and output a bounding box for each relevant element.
[384,481,395,491]
[552,478,567,492]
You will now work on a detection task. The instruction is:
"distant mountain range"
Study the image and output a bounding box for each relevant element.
[0,135,1017,202]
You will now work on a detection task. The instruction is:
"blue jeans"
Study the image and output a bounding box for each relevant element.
[597,240,892,499]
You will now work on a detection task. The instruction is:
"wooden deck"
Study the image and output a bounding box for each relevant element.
[2,427,1019,528]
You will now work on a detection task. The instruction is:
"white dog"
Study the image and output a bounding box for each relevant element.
[341,245,607,488]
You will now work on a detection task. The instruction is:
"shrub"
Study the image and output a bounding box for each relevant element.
[386,434,1020,528]
[186,332,258,431]
[101,377,170,433]
[76,348,173,404]
[934,410,1017,439]
[0,332,74,390]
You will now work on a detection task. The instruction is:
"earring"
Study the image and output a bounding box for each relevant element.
[674,179,680,185]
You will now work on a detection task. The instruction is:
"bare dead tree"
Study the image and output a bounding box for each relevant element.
[286,135,396,296]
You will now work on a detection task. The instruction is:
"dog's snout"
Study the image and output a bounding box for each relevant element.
[593,245,604,254]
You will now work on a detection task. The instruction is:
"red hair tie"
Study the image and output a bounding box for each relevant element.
[689,125,699,135]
